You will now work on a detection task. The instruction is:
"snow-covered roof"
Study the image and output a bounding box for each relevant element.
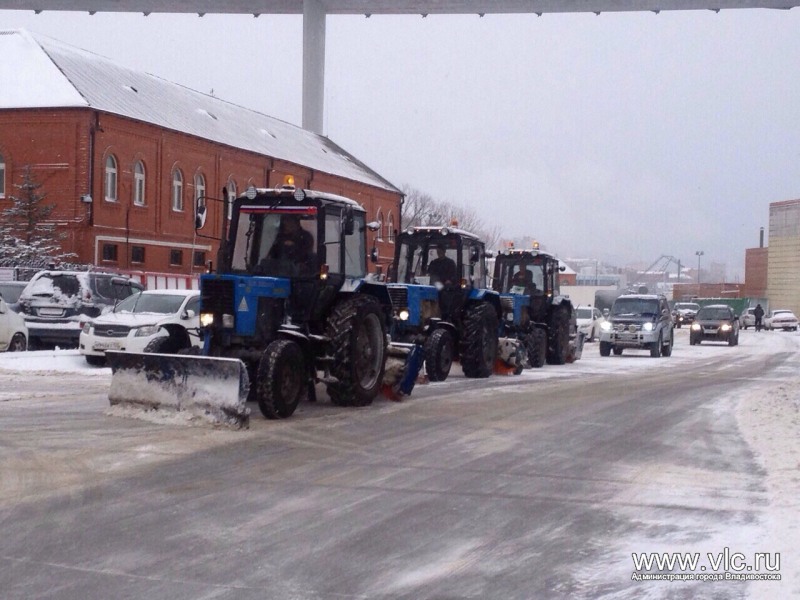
[0,29,400,195]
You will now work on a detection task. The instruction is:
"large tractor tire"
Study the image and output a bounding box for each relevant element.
[326,295,387,407]
[257,339,305,419]
[525,328,547,368]
[424,328,454,382]
[546,306,570,365]
[460,302,499,378]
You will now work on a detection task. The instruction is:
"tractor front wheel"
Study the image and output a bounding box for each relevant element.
[257,339,305,419]
[424,328,454,382]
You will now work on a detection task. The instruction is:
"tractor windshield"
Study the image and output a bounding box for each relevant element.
[498,258,545,295]
[231,207,318,278]
[397,236,459,286]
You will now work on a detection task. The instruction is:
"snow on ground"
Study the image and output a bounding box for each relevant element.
[1,329,799,597]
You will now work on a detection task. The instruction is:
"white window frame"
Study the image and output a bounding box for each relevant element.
[133,160,146,206]
[375,208,384,241]
[386,213,395,243]
[172,169,184,212]
[104,155,118,202]
[194,172,206,213]
[0,153,6,199]
[226,178,237,220]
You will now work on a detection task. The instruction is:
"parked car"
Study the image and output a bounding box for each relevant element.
[739,307,757,330]
[689,304,740,346]
[0,281,28,312]
[671,302,700,329]
[599,294,674,357]
[18,270,144,349]
[0,295,28,352]
[764,309,799,331]
[575,305,604,342]
[79,289,201,365]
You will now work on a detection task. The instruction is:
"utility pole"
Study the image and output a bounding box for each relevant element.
[695,250,704,295]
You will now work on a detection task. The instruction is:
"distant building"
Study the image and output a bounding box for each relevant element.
[0,29,401,275]
[766,199,800,314]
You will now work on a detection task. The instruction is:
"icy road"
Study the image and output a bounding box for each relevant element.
[0,328,798,599]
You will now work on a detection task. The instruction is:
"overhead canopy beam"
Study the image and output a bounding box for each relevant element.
[3,0,797,132]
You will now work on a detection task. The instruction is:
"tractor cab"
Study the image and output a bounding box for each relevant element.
[493,244,563,324]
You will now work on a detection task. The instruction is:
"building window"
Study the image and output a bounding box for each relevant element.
[133,161,146,206]
[193,250,206,267]
[226,178,237,220]
[172,169,184,211]
[170,249,183,266]
[131,245,145,264]
[375,208,384,241]
[102,243,118,262]
[0,153,5,199]
[194,173,206,213]
[386,213,395,243]
[104,155,118,202]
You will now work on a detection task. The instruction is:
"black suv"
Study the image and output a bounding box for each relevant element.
[599,294,674,357]
[18,270,143,348]
[690,304,739,346]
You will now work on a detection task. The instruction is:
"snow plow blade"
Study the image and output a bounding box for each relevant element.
[106,351,251,428]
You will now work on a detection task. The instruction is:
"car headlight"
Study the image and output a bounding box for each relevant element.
[600,321,612,331]
[643,322,654,332]
[135,325,161,337]
[691,323,701,331]
[200,312,215,327]
[82,322,92,334]
[720,323,731,331]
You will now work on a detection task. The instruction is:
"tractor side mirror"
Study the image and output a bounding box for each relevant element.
[370,247,379,263]
[559,265,566,272]
[469,246,480,264]
[366,221,381,232]
[195,202,207,230]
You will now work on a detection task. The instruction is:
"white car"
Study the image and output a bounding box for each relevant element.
[764,309,799,331]
[740,307,756,329]
[0,295,28,352]
[575,305,604,342]
[79,289,201,365]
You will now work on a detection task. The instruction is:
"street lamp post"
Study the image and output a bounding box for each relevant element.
[695,250,704,294]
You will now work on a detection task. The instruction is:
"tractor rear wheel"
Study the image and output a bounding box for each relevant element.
[525,328,547,368]
[547,306,570,365]
[424,328,454,382]
[460,303,498,378]
[326,296,386,407]
[257,339,305,419]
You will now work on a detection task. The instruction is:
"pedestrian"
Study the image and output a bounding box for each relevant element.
[754,303,765,332]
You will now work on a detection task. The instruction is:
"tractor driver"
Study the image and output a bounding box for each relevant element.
[427,246,458,286]
[267,214,314,266]
[511,268,540,296]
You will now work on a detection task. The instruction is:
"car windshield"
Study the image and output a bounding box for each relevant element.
[114,293,188,315]
[773,310,794,316]
[697,307,732,320]
[612,298,659,317]
[576,308,593,320]
[675,303,700,311]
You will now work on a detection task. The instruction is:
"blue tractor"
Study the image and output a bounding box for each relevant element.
[107,179,398,425]
[491,244,582,368]
[386,225,518,382]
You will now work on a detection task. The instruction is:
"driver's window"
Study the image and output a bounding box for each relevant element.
[344,214,366,277]
[325,211,342,273]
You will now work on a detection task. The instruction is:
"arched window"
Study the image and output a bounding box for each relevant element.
[133,161,146,206]
[226,178,237,220]
[375,208,384,241]
[172,168,184,211]
[194,173,206,212]
[104,155,118,202]
[386,213,395,243]
[0,153,6,199]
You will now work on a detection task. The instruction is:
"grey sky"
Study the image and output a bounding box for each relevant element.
[5,8,799,278]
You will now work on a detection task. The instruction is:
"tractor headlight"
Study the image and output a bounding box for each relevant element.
[398,309,410,321]
[135,325,160,337]
[643,322,654,332]
[600,321,613,331]
[222,313,235,328]
[200,312,215,327]
[691,322,701,331]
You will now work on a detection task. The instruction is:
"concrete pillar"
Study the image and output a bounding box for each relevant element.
[302,0,326,134]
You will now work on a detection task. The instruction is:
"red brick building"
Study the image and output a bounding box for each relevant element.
[0,29,401,275]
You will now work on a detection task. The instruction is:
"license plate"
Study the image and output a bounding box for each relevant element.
[38,307,65,317]
[93,341,121,351]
